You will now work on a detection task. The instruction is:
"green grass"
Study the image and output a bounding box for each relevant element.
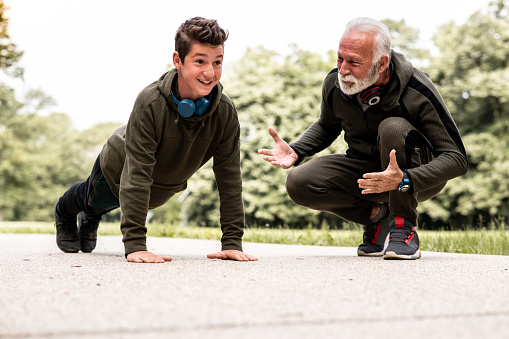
[1,221,508,256]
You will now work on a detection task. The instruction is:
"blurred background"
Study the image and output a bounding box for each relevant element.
[1,0,507,230]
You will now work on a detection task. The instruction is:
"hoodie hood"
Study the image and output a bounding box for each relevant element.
[386,50,414,105]
[157,68,224,126]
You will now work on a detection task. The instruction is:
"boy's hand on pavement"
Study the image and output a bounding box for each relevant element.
[126,251,172,263]
[207,250,258,261]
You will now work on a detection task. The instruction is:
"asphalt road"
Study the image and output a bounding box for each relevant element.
[1,233,508,339]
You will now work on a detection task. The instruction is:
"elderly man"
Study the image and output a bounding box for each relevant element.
[258,17,467,260]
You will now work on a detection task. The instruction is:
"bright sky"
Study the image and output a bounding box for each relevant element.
[4,0,490,130]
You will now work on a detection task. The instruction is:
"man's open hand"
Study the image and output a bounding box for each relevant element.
[207,250,258,261]
[358,149,404,194]
[257,127,298,169]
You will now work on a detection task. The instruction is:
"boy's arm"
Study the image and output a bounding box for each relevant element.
[213,134,244,252]
[119,102,158,257]
[211,137,258,262]
[212,108,249,253]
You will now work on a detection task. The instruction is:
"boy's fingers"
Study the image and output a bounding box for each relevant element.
[207,252,227,259]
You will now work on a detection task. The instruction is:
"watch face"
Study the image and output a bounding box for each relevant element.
[399,185,410,192]
[399,174,410,192]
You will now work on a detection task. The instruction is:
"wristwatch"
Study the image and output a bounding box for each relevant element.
[398,171,411,193]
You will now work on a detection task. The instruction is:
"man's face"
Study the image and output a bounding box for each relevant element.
[173,42,224,101]
[336,31,379,95]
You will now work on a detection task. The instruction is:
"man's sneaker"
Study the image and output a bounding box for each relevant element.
[383,217,421,260]
[54,206,80,253]
[78,212,101,253]
[357,204,390,257]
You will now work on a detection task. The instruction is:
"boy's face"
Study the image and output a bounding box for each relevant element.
[173,42,224,101]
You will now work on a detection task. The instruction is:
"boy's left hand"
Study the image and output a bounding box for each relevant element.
[207,250,258,261]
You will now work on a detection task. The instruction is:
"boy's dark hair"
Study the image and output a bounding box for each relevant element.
[175,17,229,63]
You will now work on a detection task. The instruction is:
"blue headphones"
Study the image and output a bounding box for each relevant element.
[171,91,211,118]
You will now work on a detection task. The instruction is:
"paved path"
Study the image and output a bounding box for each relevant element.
[1,233,509,339]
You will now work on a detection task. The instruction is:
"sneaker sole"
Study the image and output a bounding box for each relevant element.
[80,245,95,253]
[357,233,390,257]
[383,250,421,260]
[56,244,80,253]
[357,250,384,257]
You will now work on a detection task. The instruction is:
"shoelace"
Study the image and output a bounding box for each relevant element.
[363,222,379,242]
[390,227,413,242]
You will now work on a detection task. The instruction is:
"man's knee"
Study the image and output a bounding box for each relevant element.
[378,117,413,142]
[285,167,311,206]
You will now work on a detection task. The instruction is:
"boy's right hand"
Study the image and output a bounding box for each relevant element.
[257,127,298,169]
[126,251,172,263]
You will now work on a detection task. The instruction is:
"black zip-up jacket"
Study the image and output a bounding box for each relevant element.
[100,69,244,256]
[290,50,468,193]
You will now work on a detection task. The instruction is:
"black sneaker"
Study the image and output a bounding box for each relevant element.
[78,212,101,253]
[357,205,390,257]
[54,206,80,253]
[383,217,421,260]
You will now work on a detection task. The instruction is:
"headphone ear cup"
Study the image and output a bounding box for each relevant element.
[177,99,196,118]
[360,85,382,106]
[194,98,210,116]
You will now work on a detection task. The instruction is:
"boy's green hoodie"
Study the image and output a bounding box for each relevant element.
[100,68,244,256]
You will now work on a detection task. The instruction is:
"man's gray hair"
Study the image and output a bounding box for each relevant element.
[342,17,391,65]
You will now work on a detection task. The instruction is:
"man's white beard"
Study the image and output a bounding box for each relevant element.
[338,63,380,95]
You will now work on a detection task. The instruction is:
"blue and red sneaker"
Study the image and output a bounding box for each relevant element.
[357,204,390,257]
[383,217,421,260]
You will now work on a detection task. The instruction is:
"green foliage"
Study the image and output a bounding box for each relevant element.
[150,192,183,225]
[381,18,431,67]
[0,0,23,77]
[421,128,509,227]
[0,85,23,219]
[417,0,509,228]
[419,228,509,255]
[426,0,509,133]
[0,86,122,221]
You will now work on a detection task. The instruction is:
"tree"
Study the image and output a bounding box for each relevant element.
[0,85,23,220]
[418,0,509,228]
[0,0,23,77]
[426,0,509,134]
[381,19,431,67]
[0,0,24,220]
[1,106,123,221]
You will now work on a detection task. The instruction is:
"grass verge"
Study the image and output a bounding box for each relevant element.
[0,222,507,256]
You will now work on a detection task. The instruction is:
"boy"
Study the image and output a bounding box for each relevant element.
[54,17,257,263]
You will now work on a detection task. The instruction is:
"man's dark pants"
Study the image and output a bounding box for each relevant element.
[285,117,445,226]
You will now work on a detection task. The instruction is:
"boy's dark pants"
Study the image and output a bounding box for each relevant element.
[56,155,119,221]
[285,117,445,226]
